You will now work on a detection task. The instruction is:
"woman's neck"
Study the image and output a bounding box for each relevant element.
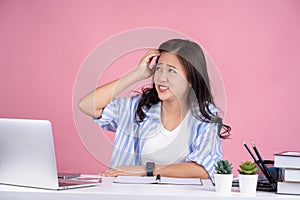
[161,100,190,131]
[162,100,189,113]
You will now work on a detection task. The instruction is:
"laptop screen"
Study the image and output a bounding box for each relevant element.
[0,118,60,189]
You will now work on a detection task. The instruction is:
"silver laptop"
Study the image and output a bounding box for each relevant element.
[0,118,99,190]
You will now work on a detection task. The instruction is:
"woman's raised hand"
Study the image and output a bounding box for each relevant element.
[135,49,161,80]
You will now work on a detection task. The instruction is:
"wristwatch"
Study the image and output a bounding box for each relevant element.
[146,162,155,176]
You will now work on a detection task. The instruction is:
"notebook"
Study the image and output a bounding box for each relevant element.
[113,175,203,185]
[0,118,99,190]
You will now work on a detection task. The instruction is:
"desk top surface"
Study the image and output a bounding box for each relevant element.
[0,176,300,200]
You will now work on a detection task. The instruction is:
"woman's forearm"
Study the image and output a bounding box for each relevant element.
[101,162,209,179]
[78,49,160,118]
[78,70,142,118]
[154,162,209,179]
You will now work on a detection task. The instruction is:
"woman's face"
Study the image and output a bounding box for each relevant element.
[153,52,190,104]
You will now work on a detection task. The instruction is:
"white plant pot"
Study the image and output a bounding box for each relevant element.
[239,174,258,195]
[214,174,233,194]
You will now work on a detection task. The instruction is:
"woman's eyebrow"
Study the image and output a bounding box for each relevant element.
[157,62,177,69]
[166,64,178,69]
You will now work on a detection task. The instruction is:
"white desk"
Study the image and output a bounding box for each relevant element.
[0,177,300,200]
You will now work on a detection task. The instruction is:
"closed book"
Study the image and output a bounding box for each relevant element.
[283,169,300,182]
[274,151,300,169]
[277,181,300,195]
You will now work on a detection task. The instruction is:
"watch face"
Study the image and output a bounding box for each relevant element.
[146,162,155,169]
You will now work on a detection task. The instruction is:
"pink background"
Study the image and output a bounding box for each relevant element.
[1,0,299,175]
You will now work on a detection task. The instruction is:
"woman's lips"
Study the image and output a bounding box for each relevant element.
[158,85,169,92]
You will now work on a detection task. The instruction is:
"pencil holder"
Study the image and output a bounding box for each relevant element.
[256,160,278,191]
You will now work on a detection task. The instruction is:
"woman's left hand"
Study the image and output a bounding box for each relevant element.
[101,165,146,177]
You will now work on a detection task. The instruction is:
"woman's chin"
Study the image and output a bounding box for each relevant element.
[157,93,170,101]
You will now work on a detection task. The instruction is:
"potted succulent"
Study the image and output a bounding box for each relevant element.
[238,161,258,195]
[214,160,233,194]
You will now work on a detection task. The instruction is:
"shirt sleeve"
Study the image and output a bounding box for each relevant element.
[186,103,222,178]
[93,95,141,132]
[93,98,121,132]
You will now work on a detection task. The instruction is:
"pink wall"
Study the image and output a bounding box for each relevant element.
[1,0,299,175]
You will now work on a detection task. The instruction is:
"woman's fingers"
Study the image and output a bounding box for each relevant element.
[135,49,161,80]
[100,165,146,177]
[139,49,161,66]
[101,168,126,177]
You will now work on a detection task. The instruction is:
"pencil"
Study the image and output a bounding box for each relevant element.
[251,141,263,162]
[244,141,269,179]
[243,141,257,161]
[251,141,275,183]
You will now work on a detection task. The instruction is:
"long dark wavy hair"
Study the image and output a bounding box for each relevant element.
[135,39,231,139]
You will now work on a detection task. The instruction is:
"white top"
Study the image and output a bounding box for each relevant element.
[141,111,190,165]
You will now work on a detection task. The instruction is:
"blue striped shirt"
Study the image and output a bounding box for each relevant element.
[94,94,222,178]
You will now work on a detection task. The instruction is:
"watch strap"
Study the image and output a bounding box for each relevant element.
[147,170,153,176]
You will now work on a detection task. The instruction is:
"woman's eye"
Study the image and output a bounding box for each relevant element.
[155,66,162,71]
[168,68,177,73]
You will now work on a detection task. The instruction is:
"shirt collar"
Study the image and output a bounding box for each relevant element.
[143,101,217,121]
[144,101,161,120]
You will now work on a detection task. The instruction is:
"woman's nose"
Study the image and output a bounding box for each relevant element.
[156,69,168,82]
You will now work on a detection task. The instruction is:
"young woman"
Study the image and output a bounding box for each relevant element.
[79,39,230,179]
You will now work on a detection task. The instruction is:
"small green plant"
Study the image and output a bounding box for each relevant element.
[238,161,258,175]
[215,160,233,174]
